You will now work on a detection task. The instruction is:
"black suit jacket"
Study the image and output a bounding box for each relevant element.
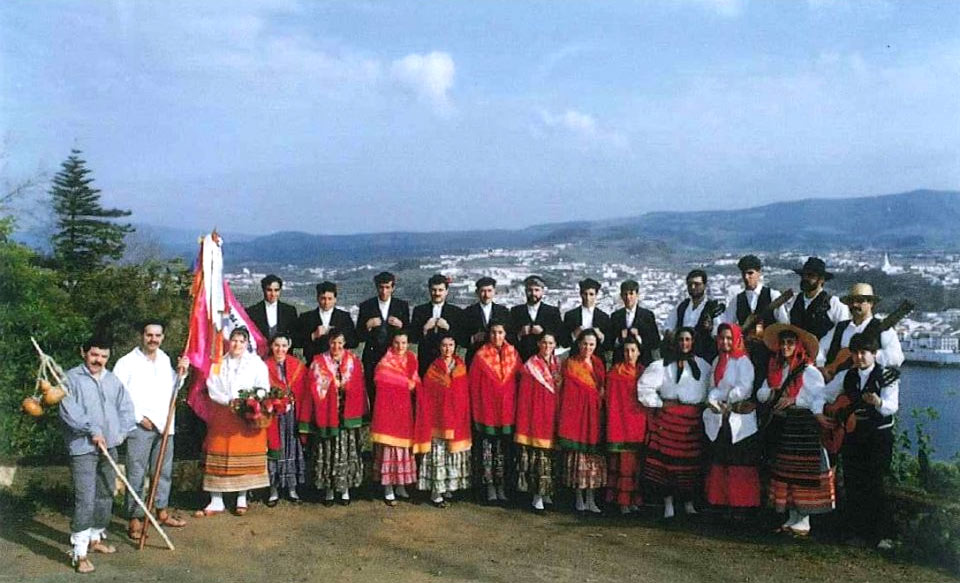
[561,306,612,355]
[461,302,510,364]
[410,302,464,376]
[297,307,358,365]
[609,306,661,366]
[508,303,563,361]
[357,297,410,382]
[244,300,298,345]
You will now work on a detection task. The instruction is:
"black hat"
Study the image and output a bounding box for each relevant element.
[523,275,546,287]
[578,278,601,292]
[793,256,834,280]
[737,255,762,272]
[374,271,395,285]
[475,276,497,288]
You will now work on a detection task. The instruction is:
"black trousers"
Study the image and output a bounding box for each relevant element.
[840,425,894,542]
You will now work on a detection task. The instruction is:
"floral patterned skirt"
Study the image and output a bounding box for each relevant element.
[417,438,471,494]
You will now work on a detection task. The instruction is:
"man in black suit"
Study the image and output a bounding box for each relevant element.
[609,279,661,366]
[509,275,563,361]
[245,274,298,343]
[357,272,410,402]
[562,278,611,359]
[410,274,463,376]
[460,276,510,365]
[298,281,358,365]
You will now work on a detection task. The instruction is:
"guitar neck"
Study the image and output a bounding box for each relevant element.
[878,301,914,332]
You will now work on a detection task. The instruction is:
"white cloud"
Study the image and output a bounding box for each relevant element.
[538,109,628,150]
[390,52,456,113]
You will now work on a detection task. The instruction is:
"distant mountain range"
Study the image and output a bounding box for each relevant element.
[18,189,956,265]
[216,189,959,265]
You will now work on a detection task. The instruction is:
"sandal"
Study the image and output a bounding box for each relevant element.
[127,519,143,541]
[89,540,116,554]
[73,556,95,574]
[233,506,248,516]
[193,508,223,518]
[384,499,397,507]
[158,512,187,528]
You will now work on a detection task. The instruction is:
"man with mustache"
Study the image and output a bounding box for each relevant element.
[113,321,190,542]
[410,273,463,376]
[60,336,137,573]
[788,257,849,340]
[664,269,722,362]
[461,277,510,365]
[509,275,563,361]
[722,254,790,335]
[817,283,904,382]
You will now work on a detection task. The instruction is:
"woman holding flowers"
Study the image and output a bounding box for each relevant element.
[371,329,421,506]
[263,333,308,506]
[196,327,270,517]
[299,329,369,505]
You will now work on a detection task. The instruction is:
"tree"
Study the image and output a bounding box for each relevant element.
[50,149,132,274]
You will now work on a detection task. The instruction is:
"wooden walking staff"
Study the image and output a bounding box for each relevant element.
[137,371,187,550]
[97,442,175,551]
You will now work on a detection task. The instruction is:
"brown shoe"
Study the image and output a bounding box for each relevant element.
[127,518,143,541]
[157,509,187,527]
[73,556,95,574]
[89,540,116,554]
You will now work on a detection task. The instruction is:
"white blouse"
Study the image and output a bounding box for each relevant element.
[206,352,270,405]
[636,357,712,407]
[707,355,755,406]
[756,364,826,414]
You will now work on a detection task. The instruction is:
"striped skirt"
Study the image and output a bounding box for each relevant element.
[606,451,643,507]
[643,404,704,498]
[768,408,835,515]
[202,403,270,492]
[373,444,416,486]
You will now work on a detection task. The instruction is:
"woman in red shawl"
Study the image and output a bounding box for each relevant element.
[558,328,606,513]
[468,320,520,503]
[514,332,562,514]
[703,323,760,512]
[263,334,308,507]
[604,337,647,515]
[757,324,832,537]
[298,328,368,506]
[371,329,421,506]
[414,333,472,507]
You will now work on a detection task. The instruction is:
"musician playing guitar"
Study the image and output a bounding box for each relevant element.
[722,254,791,333]
[664,269,724,363]
[822,333,899,550]
[817,283,905,382]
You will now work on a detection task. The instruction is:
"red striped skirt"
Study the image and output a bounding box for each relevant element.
[373,444,416,486]
[768,408,835,514]
[643,404,704,498]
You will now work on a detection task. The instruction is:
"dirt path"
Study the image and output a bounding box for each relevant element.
[1,496,955,583]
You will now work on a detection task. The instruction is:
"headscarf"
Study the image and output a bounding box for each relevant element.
[766,329,812,397]
[714,323,747,385]
[665,326,700,383]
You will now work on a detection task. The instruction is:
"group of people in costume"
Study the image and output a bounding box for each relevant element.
[58,255,904,571]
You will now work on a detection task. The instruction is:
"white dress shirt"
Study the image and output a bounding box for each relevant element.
[378,298,391,321]
[823,364,900,421]
[703,355,756,443]
[790,292,850,325]
[636,357,712,407]
[580,306,595,330]
[816,316,904,368]
[206,352,270,406]
[319,307,334,327]
[480,302,492,325]
[113,347,178,433]
[527,302,541,323]
[265,300,278,329]
[722,284,790,326]
[757,364,826,414]
[624,306,637,330]
[432,302,444,319]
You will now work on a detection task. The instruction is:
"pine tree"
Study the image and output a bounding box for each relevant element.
[50,149,133,273]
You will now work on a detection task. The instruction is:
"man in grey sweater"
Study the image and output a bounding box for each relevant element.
[59,336,137,573]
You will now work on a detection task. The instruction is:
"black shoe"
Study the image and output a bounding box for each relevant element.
[338,498,351,506]
[265,498,278,508]
[431,500,449,509]
[322,498,335,507]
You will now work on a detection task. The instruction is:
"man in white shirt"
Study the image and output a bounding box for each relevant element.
[664,269,723,362]
[722,254,789,334]
[411,273,463,376]
[509,275,563,361]
[462,276,510,365]
[562,278,611,356]
[245,274,298,343]
[609,279,661,365]
[818,283,904,379]
[787,257,849,340]
[113,321,190,541]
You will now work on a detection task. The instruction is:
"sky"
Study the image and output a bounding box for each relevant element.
[1,0,959,235]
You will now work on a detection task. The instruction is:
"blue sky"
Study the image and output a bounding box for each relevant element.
[2,0,958,235]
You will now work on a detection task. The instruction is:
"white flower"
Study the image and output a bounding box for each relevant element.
[255,387,267,399]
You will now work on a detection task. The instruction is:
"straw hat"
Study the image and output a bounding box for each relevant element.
[840,282,881,305]
[762,323,819,358]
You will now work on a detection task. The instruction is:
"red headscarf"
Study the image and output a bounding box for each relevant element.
[766,331,812,398]
[714,323,747,385]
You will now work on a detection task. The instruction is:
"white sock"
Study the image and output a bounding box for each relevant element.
[487,484,497,501]
[89,527,105,542]
[384,485,396,501]
[70,528,91,558]
[793,514,811,532]
[532,495,544,510]
[620,505,631,515]
[396,485,409,498]
[432,494,444,504]
[268,486,279,501]
[205,492,225,512]
[325,489,335,501]
[496,485,508,501]
[236,492,248,508]
[684,501,697,515]
[783,509,799,528]
[663,496,675,519]
[288,488,299,500]
[575,489,586,511]
[340,489,350,501]
[586,489,602,513]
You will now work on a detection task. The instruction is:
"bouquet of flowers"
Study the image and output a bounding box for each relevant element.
[230,386,294,428]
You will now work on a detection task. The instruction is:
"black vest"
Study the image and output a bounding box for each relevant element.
[842,365,894,430]
[789,291,835,340]
[825,318,884,365]
[676,298,718,362]
[736,287,773,327]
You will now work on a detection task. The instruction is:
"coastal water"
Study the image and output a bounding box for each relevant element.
[898,365,960,460]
